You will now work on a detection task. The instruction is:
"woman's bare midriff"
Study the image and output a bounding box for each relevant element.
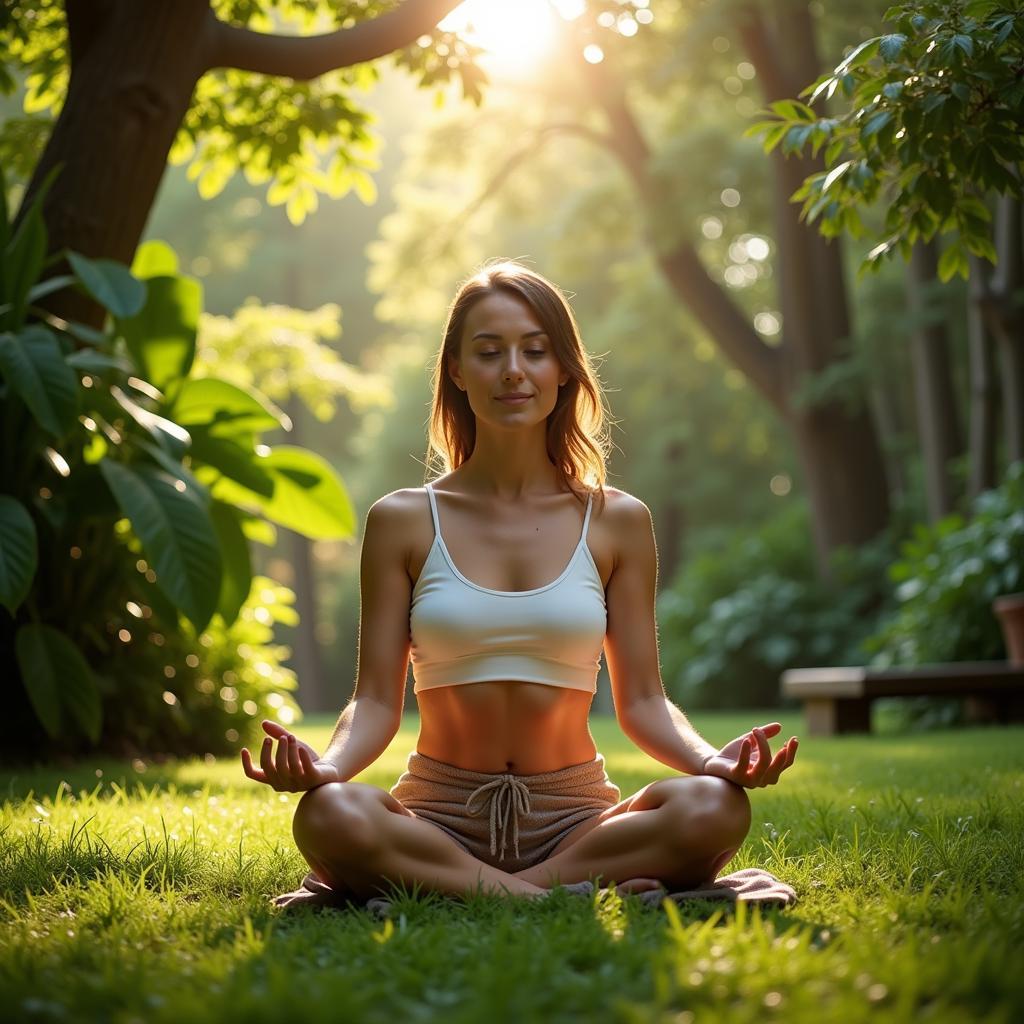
[415,681,598,774]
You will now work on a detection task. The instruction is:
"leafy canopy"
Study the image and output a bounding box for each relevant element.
[747,2,1024,280]
[0,0,486,222]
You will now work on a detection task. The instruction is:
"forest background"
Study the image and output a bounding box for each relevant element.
[2,0,1021,758]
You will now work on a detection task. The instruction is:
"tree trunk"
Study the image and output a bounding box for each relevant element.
[988,196,1024,464]
[20,0,211,327]
[907,242,964,520]
[966,255,999,497]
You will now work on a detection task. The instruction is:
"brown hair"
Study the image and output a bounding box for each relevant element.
[425,259,610,508]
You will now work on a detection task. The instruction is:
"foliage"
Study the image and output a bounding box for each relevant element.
[197,300,391,421]
[0,174,353,757]
[749,2,1024,278]
[94,576,301,758]
[0,0,488,219]
[1,715,1023,1023]
[867,461,1024,665]
[657,502,897,708]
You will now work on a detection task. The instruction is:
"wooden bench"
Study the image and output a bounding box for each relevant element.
[780,662,1024,735]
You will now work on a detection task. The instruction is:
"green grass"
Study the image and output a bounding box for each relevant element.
[2,710,1022,1023]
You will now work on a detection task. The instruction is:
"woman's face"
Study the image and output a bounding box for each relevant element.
[449,291,569,428]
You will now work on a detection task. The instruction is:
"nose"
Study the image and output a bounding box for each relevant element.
[502,352,525,381]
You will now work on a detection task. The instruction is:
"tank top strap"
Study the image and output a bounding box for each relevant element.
[424,482,441,540]
[580,490,594,542]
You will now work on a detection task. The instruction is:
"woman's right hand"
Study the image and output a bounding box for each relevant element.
[240,720,341,792]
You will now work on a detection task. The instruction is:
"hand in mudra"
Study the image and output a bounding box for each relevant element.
[701,722,798,789]
[241,720,340,792]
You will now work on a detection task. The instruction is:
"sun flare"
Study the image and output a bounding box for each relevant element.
[440,0,565,77]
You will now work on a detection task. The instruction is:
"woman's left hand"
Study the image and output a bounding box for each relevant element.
[701,722,798,788]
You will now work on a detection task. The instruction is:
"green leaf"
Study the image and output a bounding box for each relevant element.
[108,383,191,460]
[878,33,907,61]
[209,445,356,540]
[170,377,290,437]
[835,37,881,75]
[67,251,146,318]
[99,460,222,631]
[27,274,76,304]
[210,500,252,626]
[3,191,46,331]
[0,326,79,436]
[131,240,179,279]
[116,274,201,399]
[190,430,276,497]
[0,495,37,615]
[15,623,102,742]
[861,110,894,139]
[937,242,963,282]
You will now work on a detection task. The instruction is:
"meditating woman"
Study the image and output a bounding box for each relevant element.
[242,260,798,902]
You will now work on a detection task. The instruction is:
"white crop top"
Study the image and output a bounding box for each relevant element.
[409,483,607,693]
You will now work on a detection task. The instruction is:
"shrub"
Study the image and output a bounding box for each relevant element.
[866,462,1024,666]
[657,501,895,708]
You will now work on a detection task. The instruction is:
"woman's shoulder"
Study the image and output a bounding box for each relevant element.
[593,485,652,527]
[366,486,432,527]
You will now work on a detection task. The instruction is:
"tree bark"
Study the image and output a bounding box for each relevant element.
[967,255,999,497]
[987,196,1024,464]
[907,241,964,520]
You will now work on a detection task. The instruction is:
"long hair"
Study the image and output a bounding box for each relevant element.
[425,259,610,508]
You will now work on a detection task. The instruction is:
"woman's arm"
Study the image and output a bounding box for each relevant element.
[603,494,797,785]
[242,493,413,790]
[602,495,719,775]
[316,493,414,777]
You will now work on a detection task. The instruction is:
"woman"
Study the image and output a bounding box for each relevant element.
[242,260,798,902]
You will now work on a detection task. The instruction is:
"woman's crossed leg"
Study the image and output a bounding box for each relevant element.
[291,774,750,902]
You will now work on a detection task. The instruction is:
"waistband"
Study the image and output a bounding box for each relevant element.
[403,750,612,862]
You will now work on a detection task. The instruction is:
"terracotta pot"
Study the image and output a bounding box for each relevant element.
[993,592,1024,665]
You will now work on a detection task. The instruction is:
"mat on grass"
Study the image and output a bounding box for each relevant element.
[273,867,796,917]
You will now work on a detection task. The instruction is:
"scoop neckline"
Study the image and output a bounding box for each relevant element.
[432,533,586,597]
[424,482,591,597]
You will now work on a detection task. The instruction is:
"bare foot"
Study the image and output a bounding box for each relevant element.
[611,877,666,895]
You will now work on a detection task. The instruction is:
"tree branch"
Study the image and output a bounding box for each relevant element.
[203,0,466,80]
[65,0,117,70]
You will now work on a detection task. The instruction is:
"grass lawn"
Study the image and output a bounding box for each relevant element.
[2,709,1022,1023]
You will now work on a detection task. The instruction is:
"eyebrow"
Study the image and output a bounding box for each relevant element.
[470,330,549,341]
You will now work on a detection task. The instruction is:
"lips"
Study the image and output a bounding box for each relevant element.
[496,394,531,402]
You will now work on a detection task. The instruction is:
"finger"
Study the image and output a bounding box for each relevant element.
[260,736,279,786]
[262,719,287,737]
[240,747,265,783]
[286,735,303,778]
[764,745,790,786]
[786,738,799,767]
[275,733,291,779]
[735,737,752,776]
[759,722,783,738]
[751,728,772,778]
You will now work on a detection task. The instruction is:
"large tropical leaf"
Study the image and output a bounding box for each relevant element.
[99,460,222,631]
[15,623,102,742]
[67,250,146,318]
[208,445,355,540]
[0,325,79,436]
[209,500,252,626]
[0,495,37,614]
[190,429,276,498]
[116,274,201,399]
[171,377,289,438]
